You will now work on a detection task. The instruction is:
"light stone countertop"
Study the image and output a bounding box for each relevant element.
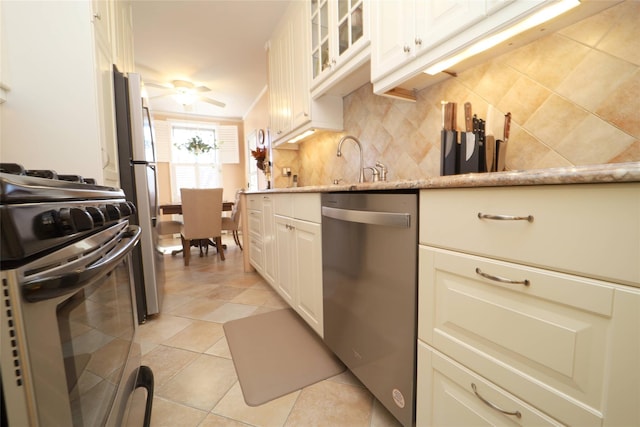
[246,162,640,194]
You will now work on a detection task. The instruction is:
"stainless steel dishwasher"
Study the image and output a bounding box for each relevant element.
[321,191,418,427]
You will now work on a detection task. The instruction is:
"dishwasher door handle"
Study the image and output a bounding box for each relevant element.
[322,206,411,228]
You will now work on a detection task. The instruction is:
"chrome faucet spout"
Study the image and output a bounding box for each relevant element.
[337,135,365,183]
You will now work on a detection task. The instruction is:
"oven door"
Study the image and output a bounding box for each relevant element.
[1,223,151,427]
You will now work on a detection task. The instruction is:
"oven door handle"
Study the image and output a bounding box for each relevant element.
[22,225,142,302]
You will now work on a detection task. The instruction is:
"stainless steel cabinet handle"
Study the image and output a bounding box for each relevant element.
[415,38,422,46]
[403,45,411,53]
[478,212,534,222]
[322,206,411,228]
[471,383,522,418]
[475,268,530,286]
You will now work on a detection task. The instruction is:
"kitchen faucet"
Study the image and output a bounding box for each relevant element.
[336,135,365,183]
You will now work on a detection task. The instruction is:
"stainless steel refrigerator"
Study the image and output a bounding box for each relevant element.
[113,66,165,323]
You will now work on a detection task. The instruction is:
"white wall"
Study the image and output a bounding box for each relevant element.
[0,1,104,180]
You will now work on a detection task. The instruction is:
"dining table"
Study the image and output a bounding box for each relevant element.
[158,202,235,258]
[159,201,234,215]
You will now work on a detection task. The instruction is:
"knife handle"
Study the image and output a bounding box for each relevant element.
[451,102,457,131]
[443,103,450,131]
[464,102,473,132]
[504,112,511,142]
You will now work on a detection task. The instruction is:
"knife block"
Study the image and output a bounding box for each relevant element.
[441,130,459,176]
[459,132,483,174]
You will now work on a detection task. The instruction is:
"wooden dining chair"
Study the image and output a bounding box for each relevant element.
[222,189,243,250]
[180,188,224,266]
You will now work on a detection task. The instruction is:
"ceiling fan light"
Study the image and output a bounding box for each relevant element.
[175,92,197,106]
[172,80,193,90]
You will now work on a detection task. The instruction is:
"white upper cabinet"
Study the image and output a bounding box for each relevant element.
[268,17,293,140]
[373,0,486,81]
[371,0,529,94]
[371,0,619,97]
[310,0,371,98]
[268,1,343,147]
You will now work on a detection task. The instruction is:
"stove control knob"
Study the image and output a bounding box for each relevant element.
[85,206,106,227]
[126,201,137,215]
[59,208,94,233]
[100,204,121,221]
[118,202,132,217]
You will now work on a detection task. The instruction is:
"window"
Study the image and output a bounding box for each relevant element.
[169,123,234,202]
[153,120,239,203]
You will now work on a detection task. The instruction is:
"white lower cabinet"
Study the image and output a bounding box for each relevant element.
[274,214,323,336]
[252,193,323,337]
[262,196,277,285]
[247,194,277,286]
[417,184,640,427]
[247,195,265,274]
[417,342,563,426]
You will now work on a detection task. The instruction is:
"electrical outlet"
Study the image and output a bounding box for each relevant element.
[282,167,291,177]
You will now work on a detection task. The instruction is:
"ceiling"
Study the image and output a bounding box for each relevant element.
[131,0,291,121]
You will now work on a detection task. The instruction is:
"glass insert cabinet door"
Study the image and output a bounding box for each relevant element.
[338,0,364,55]
[311,0,365,80]
[311,0,330,79]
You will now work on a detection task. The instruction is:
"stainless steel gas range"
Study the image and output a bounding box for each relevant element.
[0,164,153,426]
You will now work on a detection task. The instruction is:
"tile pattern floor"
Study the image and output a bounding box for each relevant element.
[140,235,403,427]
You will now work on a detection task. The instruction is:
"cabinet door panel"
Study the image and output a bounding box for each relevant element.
[415,0,485,51]
[293,219,323,336]
[275,216,296,305]
[291,2,311,130]
[371,0,414,81]
[94,33,119,187]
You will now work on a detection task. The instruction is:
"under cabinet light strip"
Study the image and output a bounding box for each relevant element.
[424,0,580,75]
[288,129,316,143]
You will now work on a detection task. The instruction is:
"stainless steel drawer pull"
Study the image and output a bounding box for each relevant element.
[475,268,530,286]
[471,383,522,418]
[478,212,534,222]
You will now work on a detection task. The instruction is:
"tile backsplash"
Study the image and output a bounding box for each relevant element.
[273,1,639,188]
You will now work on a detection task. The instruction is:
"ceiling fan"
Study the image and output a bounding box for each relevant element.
[145,79,226,108]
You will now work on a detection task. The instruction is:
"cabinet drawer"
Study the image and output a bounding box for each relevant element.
[417,342,563,427]
[293,193,321,223]
[248,209,263,235]
[246,195,263,211]
[248,235,263,272]
[419,246,627,426]
[274,193,293,217]
[274,193,321,223]
[419,183,640,286]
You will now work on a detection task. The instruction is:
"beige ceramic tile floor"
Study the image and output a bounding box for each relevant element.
[139,234,403,427]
